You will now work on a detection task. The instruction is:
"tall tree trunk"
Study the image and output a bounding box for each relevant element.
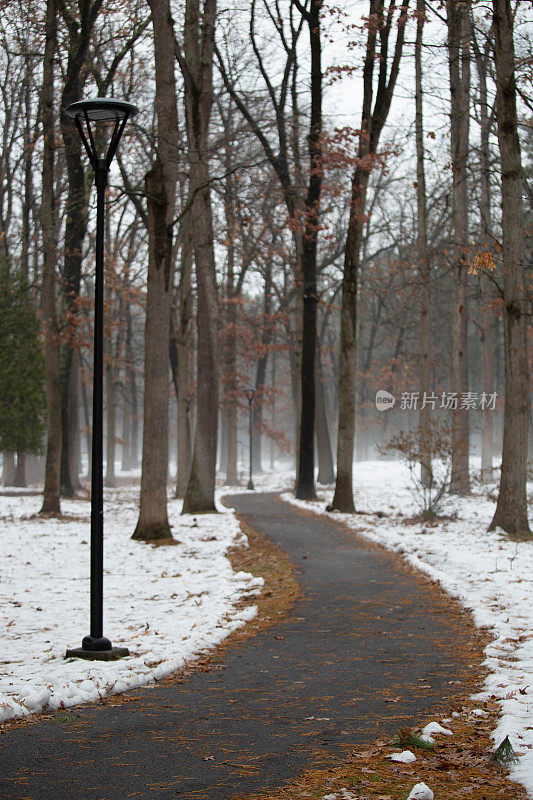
[176,221,193,497]
[133,0,179,539]
[295,0,323,501]
[80,364,92,477]
[16,59,34,489]
[58,0,104,497]
[14,454,26,487]
[333,167,369,513]
[252,265,274,474]
[59,105,85,496]
[331,0,410,511]
[473,25,495,482]
[415,0,432,488]
[104,210,117,489]
[270,345,277,469]
[40,0,61,515]
[105,336,117,488]
[315,350,335,484]
[489,0,530,534]
[2,453,16,486]
[123,303,139,471]
[179,0,219,514]
[221,128,239,486]
[447,0,471,495]
[224,297,239,485]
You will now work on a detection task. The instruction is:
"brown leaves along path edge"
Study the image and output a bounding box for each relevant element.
[0,493,526,800]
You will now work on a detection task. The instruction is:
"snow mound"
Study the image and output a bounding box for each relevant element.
[421,721,453,743]
[407,783,434,800]
[388,749,417,763]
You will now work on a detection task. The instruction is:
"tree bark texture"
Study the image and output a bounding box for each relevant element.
[415,0,432,488]
[315,351,335,484]
[447,0,471,495]
[221,131,239,486]
[295,0,323,500]
[58,0,103,496]
[489,0,531,534]
[133,0,179,539]
[179,0,219,513]
[472,25,495,482]
[176,218,193,497]
[40,0,62,515]
[2,452,15,486]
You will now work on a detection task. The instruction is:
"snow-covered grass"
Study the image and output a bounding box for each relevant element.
[279,459,533,796]
[0,487,262,722]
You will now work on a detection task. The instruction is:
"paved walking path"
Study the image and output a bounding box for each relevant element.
[0,493,477,800]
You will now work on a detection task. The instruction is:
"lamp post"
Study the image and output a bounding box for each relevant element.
[65,99,138,661]
[244,387,256,490]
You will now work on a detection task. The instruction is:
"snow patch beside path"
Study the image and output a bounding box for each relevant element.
[280,460,533,797]
[0,488,262,721]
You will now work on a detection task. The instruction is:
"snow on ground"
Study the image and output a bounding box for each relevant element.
[278,459,533,796]
[0,487,263,722]
[1,463,532,794]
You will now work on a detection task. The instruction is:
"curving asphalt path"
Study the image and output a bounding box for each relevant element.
[0,493,477,800]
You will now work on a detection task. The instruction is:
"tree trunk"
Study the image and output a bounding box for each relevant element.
[332,167,369,512]
[315,350,335,484]
[80,364,92,477]
[123,303,139,471]
[252,265,274,474]
[331,0,410,511]
[59,90,88,496]
[176,223,193,497]
[270,346,277,469]
[2,452,15,486]
[473,25,495,482]
[447,0,471,495]
[224,302,239,485]
[105,346,116,488]
[295,0,323,501]
[489,0,531,534]
[17,59,33,490]
[415,0,432,488]
[14,454,26,488]
[221,128,239,486]
[121,302,132,471]
[40,0,61,515]
[133,162,174,539]
[180,0,219,514]
[133,0,179,539]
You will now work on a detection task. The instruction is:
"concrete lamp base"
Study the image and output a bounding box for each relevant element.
[65,647,130,661]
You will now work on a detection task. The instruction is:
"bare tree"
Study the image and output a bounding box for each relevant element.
[489,0,531,535]
[472,20,495,482]
[133,0,180,539]
[331,1,410,512]
[58,0,104,497]
[40,0,62,515]
[447,0,471,495]
[415,0,432,488]
[177,0,219,513]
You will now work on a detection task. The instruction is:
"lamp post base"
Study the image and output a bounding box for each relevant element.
[247,479,254,490]
[65,646,130,661]
[66,635,129,660]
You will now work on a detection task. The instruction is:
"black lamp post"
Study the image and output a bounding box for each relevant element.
[244,387,256,490]
[65,98,138,661]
